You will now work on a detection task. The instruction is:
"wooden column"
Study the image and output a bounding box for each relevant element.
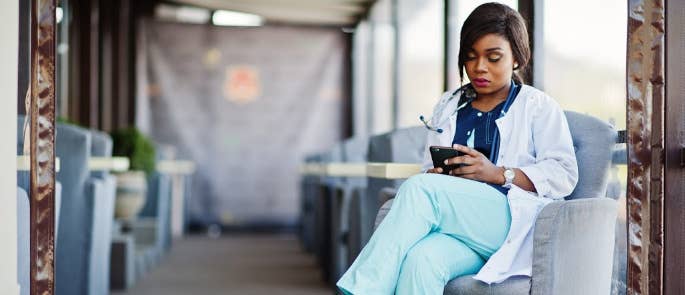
[126,0,155,127]
[517,0,534,84]
[626,0,665,294]
[69,0,99,128]
[99,0,114,132]
[29,0,57,294]
[113,0,132,129]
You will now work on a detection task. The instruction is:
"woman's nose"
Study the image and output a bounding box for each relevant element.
[475,58,488,73]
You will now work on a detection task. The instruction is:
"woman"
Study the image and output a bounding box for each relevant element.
[336,3,578,294]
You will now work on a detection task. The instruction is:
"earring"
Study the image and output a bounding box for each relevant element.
[514,63,519,69]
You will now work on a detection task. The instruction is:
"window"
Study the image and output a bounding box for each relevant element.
[396,0,444,128]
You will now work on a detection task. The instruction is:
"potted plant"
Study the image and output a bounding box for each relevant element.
[111,127,156,222]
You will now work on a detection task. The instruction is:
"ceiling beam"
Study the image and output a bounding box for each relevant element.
[172,0,366,14]
[172,0,361,25]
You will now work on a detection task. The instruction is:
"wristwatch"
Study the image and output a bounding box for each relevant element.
[502,167,515,188]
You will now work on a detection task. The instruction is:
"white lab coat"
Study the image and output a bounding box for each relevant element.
[420,84,578,284]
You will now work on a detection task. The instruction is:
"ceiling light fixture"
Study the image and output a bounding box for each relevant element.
[212,10,263,27]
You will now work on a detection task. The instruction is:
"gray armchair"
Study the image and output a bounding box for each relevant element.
[330,136,369,283]
[132,172,172,277]
[131,144,175,277]
[17,117,98,295]
[88,130,117,295]
[349,127,427,264]
[315,144,344,283]
[54,123,108,295]
[299,154,323,253]
[373,111,618,295]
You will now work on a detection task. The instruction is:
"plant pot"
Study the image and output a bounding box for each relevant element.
[114,171,148,220]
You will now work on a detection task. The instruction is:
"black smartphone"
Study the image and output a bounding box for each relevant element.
[429,146,466,175]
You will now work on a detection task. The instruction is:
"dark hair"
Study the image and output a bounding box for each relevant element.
[458,2,530,84]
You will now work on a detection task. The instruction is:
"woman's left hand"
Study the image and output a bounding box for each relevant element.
[444,144,503,185]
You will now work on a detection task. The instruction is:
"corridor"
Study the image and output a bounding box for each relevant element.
[112,234,331,295]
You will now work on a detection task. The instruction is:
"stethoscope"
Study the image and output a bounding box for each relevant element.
[419,81,519,163]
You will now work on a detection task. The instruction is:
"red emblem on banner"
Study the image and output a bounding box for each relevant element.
[224,66,261,104]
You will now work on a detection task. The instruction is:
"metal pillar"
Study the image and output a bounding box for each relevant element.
[626,0,665,294]
[29,0,57,294]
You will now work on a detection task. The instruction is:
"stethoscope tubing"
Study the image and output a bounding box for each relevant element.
[420,81,519,164]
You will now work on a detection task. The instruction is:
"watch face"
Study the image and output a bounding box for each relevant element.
[504,169,515,178]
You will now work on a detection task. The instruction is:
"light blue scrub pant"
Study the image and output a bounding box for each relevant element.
[336,173,511,295]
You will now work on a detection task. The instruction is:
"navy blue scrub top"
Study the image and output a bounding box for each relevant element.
[452,99,510,195]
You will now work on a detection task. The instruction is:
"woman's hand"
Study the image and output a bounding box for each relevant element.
[444,144,504,184]
[426,167,444,174]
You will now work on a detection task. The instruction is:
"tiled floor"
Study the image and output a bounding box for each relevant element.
[112,234,332,295]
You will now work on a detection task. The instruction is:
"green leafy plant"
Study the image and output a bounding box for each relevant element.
[56,116,82,127]
[111,127,156,176]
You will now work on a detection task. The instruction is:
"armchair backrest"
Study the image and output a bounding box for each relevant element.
[367,126,427,190]
[321,143,345,187]
[90,129,113,177]
[342,136,369,187]
[368,126,427,164]
[55,123,93,295]
[87,130,116,295]
[342,136,369,163]
[563,111,616,200]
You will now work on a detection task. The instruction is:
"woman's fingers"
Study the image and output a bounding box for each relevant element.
[427,167,443,174]
[450,165,478,176]
[444,155,473,166]
[452,144,481,157]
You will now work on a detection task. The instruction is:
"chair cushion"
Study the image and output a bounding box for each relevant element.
[563,111,616,200]
[444,275,531,295]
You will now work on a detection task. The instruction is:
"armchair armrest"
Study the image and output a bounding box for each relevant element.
[378,187,398,207]
[531,198,617,295]
[130,217,158,246]
[87,175,117,295]
[373,186,398,230]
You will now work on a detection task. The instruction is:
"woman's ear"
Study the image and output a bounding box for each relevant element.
[513,62,519,70]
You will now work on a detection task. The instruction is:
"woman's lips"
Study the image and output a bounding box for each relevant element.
[472,78,489,88]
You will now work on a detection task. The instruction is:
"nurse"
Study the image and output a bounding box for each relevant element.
[336,2,578,295]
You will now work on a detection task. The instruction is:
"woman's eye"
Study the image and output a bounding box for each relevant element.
[488,56,501,62]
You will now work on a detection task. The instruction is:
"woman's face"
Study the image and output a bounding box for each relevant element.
[464,33,516,99]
